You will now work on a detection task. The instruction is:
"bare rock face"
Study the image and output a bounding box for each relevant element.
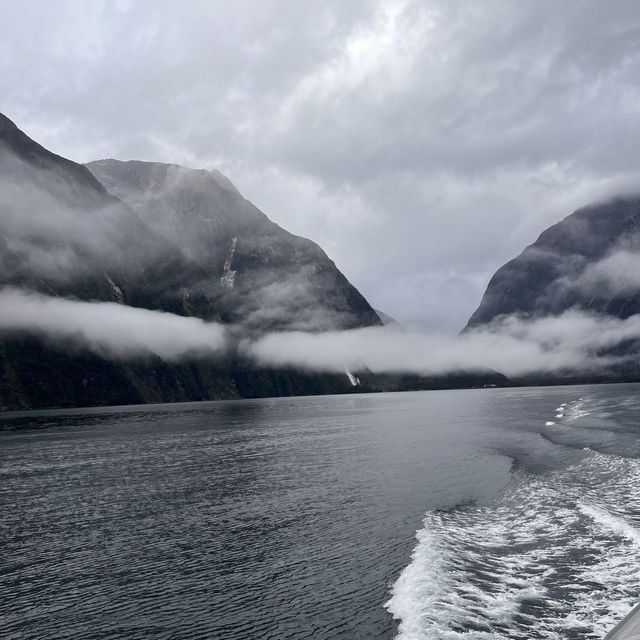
[466,196,640,329]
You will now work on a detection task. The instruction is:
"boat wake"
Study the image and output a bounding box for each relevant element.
[386,400,640,639]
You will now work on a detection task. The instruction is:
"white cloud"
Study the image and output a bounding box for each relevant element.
[575,250,640,297]
[3,287,640,378]
[0,288,227,360]
[246,311,640,377]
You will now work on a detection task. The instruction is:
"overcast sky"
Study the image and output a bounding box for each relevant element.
[2,0,640,331]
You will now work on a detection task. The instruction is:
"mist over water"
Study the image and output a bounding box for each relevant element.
[6,286,640,377]
[2,384,640,639]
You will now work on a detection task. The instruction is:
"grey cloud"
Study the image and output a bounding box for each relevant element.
[4,286,639,380]
[577,251,640,297]
[0,150,125,279]
[545,248,640,306]
[0,148,184,288]
[237,274,364,333]
[246,310,640,378]
[3,1,640,329]
[0,288,227,359]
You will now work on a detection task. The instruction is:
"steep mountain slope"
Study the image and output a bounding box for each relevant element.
[86,159,381,331]
[466,196,640,328]
[0,113,201,312]
[0,114,381,409]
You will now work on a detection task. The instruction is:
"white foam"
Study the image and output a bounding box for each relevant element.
[564,399,590,422]
[386,451,640,639]
[545,421,556,426]
[579,503,640,546]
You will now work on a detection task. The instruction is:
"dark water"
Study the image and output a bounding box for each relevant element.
[1,384,640,639]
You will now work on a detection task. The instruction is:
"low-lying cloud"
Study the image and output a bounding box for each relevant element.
[247,311,640,377]
[573,250,640,298]
[0,288,227,360]
[2,287,640,378]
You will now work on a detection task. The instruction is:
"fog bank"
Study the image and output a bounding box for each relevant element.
[2,287,639,378]
[0,288,227,360]
[247,311,640,377]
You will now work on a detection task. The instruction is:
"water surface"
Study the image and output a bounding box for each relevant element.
[1,385,639,639]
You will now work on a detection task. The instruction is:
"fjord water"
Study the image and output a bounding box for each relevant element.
[1,385,640,639]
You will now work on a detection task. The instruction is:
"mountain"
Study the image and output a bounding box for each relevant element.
[86,159,381,331]
[0,114,381,409]
[466,195,640,382]
[0,113,201,312]
[467,196,640,328]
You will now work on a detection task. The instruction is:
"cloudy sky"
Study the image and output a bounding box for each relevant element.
[2,0,640,331]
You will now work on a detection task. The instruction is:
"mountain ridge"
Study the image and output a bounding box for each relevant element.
[465,194,640,383]
[0,113,108,197]
[466,195,640,328]
[0,114,383,409]
[86,157,381,331]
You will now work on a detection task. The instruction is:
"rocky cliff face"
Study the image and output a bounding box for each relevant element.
[466,196,640,328]
[0,114,380,409]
